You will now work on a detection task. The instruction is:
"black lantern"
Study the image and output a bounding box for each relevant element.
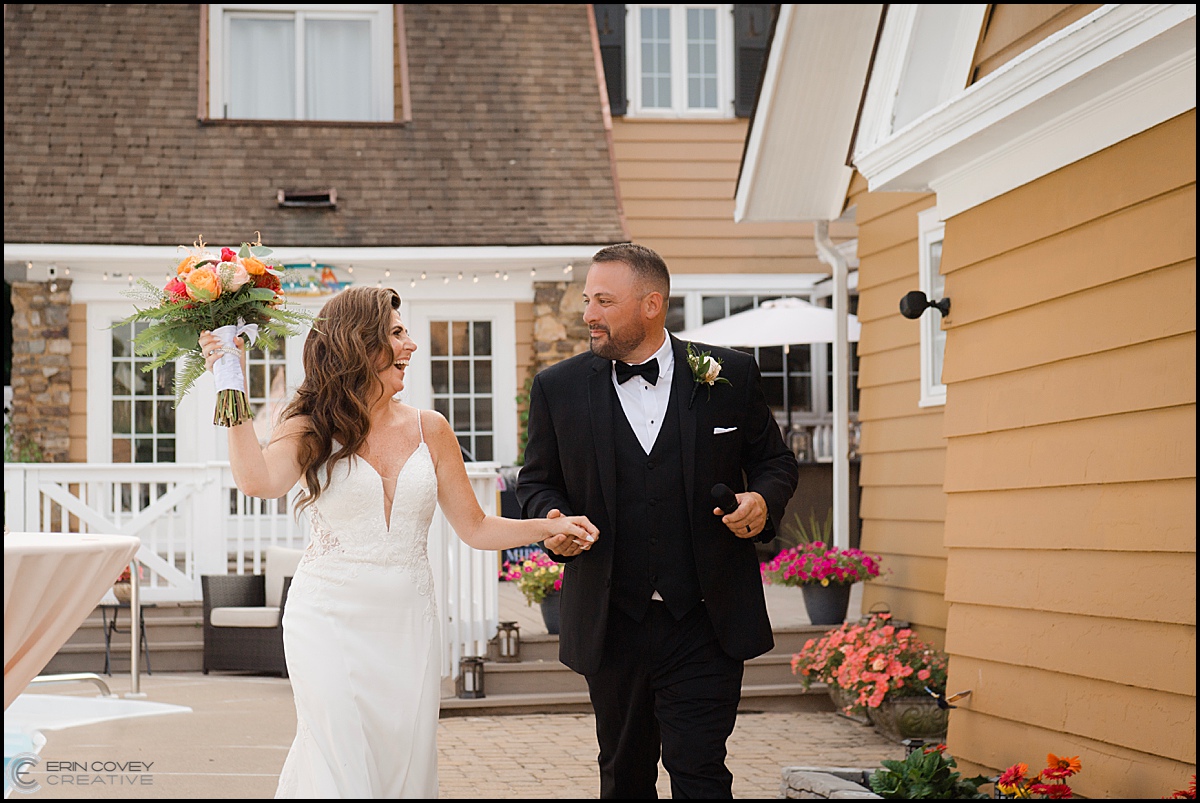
[456,656,485,699]
[496,621,521,663]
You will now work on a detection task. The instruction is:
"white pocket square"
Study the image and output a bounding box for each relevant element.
[713,426,737,435]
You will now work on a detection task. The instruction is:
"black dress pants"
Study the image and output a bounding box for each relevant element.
[585,600,744,799]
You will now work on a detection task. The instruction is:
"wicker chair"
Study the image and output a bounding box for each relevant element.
[201,546,304,677]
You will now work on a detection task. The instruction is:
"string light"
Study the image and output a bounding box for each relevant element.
[310,258,317,269]
[63,268,70,276]
[420,271,427,280]
[530,268,537,277]
[347,264,354,275]
[102,272,109,281]
[502,272,509,281]
[26,261,32,271]
[564,263,573,274]
[410,277,416,288]
[443,276,450,284]
[457,271,464,281]
[127,273,134,285]
[473,274,479,284]
[384,269,391,278]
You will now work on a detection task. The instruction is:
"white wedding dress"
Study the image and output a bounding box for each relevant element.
[275,415,440,799]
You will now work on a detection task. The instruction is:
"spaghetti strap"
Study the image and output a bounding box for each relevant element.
[416,408,425,445]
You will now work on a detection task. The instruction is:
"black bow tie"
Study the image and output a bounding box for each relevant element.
[614,358,659,386]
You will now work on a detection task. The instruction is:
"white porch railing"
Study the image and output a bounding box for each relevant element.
[2,462,501,679]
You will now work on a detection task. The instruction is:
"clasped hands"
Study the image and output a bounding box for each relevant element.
[543,509,599,557]
[542,490,768,557]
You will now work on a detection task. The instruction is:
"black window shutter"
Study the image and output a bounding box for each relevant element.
[593,4,626,116]
[734,5,777,118]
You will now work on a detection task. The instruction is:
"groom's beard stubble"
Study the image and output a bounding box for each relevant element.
[589,321,649,362]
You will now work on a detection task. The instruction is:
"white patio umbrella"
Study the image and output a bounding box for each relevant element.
[676,297,860,430]
[676,297,860,347]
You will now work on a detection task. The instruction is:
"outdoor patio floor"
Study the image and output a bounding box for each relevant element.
[9,582,904,799]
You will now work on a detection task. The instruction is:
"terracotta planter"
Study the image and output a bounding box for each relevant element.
[113,582,132,604]
[868,695,948,743]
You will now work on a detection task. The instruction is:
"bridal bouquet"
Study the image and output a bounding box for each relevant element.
[115,234,316,426]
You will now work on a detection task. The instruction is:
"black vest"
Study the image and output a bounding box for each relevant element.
[610,380,703,622]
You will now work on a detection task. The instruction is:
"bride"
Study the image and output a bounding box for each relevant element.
[199,287,598,798]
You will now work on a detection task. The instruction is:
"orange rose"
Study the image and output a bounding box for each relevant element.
[242,256,267,276]
[185,267,221,301]
[175,255,200,275]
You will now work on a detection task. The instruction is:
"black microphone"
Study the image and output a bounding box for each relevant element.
[711,483,738,514]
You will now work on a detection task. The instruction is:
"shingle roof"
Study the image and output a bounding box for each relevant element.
[3,4,626,248]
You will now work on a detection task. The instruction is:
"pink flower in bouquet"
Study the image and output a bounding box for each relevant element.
[219,260,251,292]
[221,247,238,263]
[164,276,188,301]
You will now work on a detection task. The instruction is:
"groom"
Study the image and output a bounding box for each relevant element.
[518,243,799,798]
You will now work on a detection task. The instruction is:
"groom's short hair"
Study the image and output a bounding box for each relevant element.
[592,243,670,297]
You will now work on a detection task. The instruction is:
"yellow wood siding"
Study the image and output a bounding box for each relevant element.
[610,118,855,275]
[851,184,949,645]
[940,110,1196,797]
[969,4,1103,84]
[68,303,87,462]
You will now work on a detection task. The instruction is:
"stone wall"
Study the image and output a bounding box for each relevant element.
[530,279,590,377]
[8,280,72,462]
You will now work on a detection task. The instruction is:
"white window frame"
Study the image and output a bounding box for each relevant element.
[626,4,735,119]
[404,301,517,467]
[917,207,947,407]
[207,4,394,122]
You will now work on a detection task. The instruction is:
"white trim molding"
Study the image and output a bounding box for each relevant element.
[854,4,1197,219]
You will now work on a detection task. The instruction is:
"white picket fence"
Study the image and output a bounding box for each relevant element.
[3,462,501,679]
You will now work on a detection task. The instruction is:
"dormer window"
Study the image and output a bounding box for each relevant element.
[207,4,395,122]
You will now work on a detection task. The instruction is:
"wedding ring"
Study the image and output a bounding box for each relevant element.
[746,525,751,533]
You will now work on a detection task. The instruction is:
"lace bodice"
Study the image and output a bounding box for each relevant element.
[296,421,439,621]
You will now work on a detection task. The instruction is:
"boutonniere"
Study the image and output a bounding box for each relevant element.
[686,342,731,408]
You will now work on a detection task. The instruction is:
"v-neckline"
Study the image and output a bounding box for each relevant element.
[357,443,425,534]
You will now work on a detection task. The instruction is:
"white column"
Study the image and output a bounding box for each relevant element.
[813,221,850,551]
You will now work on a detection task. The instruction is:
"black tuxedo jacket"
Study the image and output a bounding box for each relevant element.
[517,335,799,676]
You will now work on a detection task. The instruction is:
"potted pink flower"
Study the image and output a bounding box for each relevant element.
[760,541,882,625]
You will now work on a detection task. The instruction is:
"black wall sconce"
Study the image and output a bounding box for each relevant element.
[899,290,951,319]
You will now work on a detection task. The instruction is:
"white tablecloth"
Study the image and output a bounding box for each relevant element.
[4,532,141,709]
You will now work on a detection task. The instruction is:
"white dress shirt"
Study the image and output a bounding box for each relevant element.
[611,331,674,455]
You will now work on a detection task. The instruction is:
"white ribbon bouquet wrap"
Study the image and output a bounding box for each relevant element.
[211,319,260,427]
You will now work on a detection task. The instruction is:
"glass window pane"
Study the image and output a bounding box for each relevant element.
[474,398,492,432]
[473,361,492,394]
[452,360,470,393]
[758,346,782,373]
[475,435,493,462]
[665,296,686,332]
[113,363,131,396]
[686,8,717,109]
[457,435,474,462]
[790,377,813,412]
[249,363,266,397]
[451,322,470,356]
[641,7,671,109]
[134,439,155,463]
[135,401,154,434]
[473,322,492,356]
[156,438,176,463]
[306,19,372,121]
[702,296,726,324]
[112,438,132,463]
[430,322,449,356]
[431,361,449,394]
[112,324,132,353]
[133,363,151,394]
[729,296,754,316]
[788,345,812,373]
[434,397,450,420]
[157,401,176,433]
[113,401,131,434]
[157,362,175,393]
[229,17,295,120]
[453,398,470,429]
[762,376,783,408]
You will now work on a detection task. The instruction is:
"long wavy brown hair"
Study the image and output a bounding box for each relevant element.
[279,286,402,515]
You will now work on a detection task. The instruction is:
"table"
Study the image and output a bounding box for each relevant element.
[4,531,141,709]
[99,602,156,676]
